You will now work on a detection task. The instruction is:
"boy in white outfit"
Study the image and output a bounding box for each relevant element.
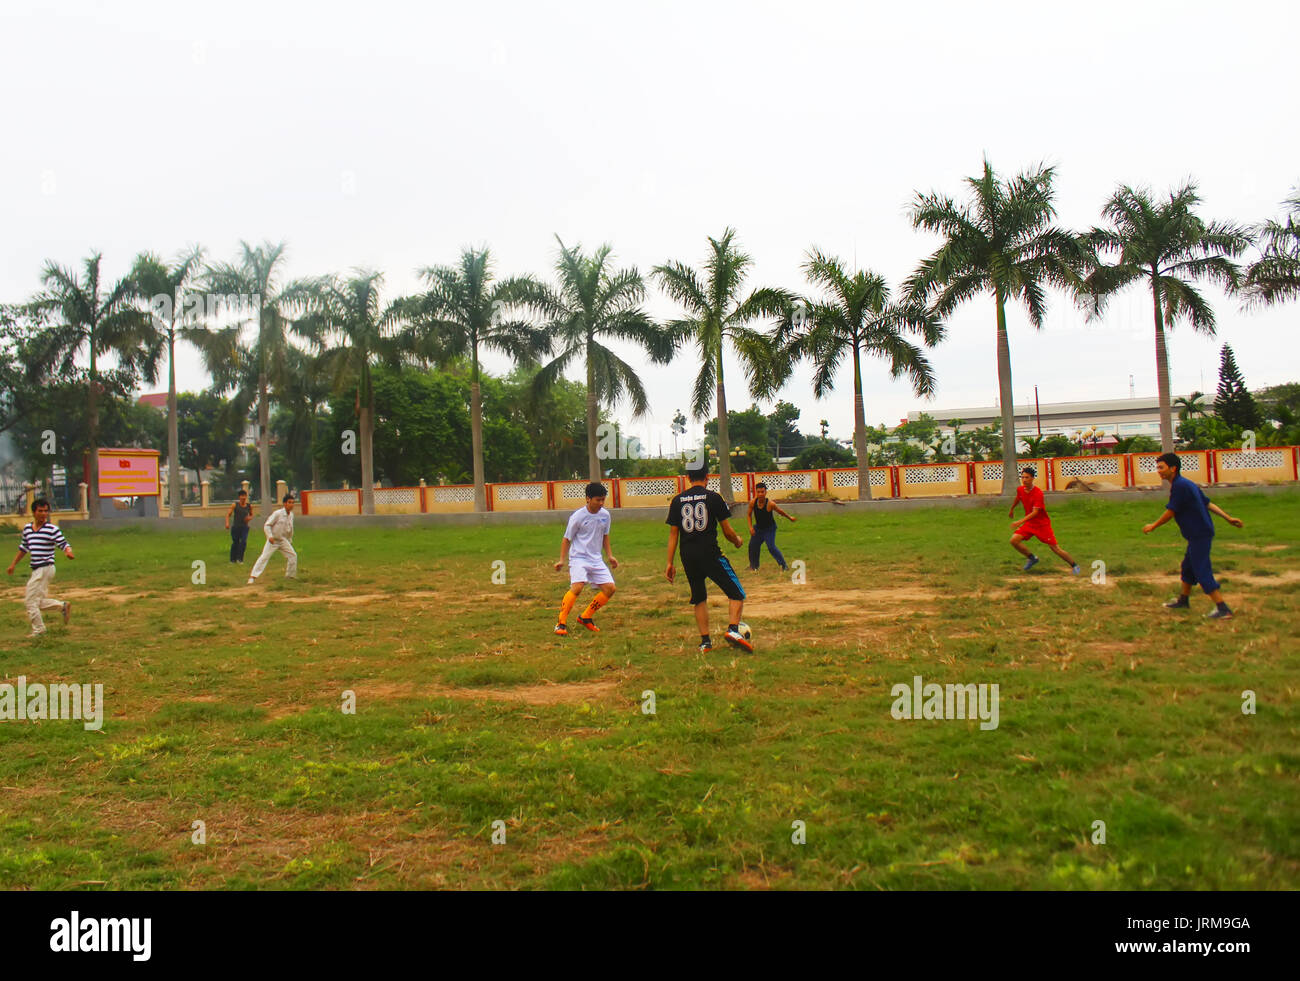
[552,482,618,635]
[247,493,298,584]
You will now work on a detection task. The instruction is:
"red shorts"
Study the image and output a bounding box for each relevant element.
[1015,519,1057,546]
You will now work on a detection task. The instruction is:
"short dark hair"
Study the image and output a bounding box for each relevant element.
[755,481,768,490]
[585,482,607,498]
[686,465,709,483]
[283,493,295,503]
[1020,466,1036,477]
[1155,452,1181,473]
[237,489,247,497]
[32,497,50,511]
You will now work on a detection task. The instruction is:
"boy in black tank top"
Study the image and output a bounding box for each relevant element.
[746,481,796,571]
[225,490,254,563]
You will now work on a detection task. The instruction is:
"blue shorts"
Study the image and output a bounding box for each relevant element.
[1180,538,1219,594]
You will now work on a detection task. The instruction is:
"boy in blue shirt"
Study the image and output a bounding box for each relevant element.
[1142,452,1244,619]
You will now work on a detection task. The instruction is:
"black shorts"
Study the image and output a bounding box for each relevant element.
[681,552,746,606]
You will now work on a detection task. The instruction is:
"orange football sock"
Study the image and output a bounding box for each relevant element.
[581,592,610,619]
[558,590,579,624]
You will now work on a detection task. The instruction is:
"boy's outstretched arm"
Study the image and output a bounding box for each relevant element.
[603,533,618,569]
[5,547,26,575]
[553,537,571,572]
[773,504,796,523]
[1207,502,1244,527]
[1143,509,1175,535]
[719,518,744,549]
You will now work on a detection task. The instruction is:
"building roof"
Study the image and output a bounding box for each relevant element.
[137,392,168,410]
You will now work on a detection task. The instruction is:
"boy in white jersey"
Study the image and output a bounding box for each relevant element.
[6,498,75,638]
[247,493,298,584]
[553,482,619,635]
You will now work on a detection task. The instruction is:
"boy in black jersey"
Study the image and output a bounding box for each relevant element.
[665,466,752,653]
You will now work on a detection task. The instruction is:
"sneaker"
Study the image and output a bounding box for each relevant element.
[1205,607,1234,620]
[1163,597,1190,609]
[554,623,568,636]
[1071,565,1081,575]
[1023,555,1039,572]
[62,602,71,625]
[698,640,713,653]
[578,616,600,633]
[724,628,754,653]
[246,578,255,586]
[27,631,43,639]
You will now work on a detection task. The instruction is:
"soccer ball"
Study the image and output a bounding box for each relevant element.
[736,622,752,641]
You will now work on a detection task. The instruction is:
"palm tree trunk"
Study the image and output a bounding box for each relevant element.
[87,338,101,519]
[715,346,733,505]
[1152,272,1174,453]
[852,341,871,500]
[167,326,182,517]
[310,403,322,490]
[995,295,1018,495]
[586,353,600,482]
[258,371,272,510]
[360,396,375,515]
[470,350,487,512]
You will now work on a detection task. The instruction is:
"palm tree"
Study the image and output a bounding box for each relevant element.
[1084,183,1251,452]
[784,251,943,499]
[296,271,406,514]
[405,247,550,512]
[905,159,1088,494]
[1172,390,1207,422]
[131,246,207,517]
[204,241,318,509]
[653,229,791,504]
[26,253,155,518]
[538,239,675,482]
[1244,187,1300,307]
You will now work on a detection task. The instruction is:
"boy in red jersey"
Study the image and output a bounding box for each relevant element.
[1009,466,1080,574]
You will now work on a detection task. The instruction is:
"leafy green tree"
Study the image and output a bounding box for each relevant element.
[1177,414,1239,449]
[1244,188,1300,307]
[177,391,240,489]
[671,409,688,455]
[204,240,319,510]
[790,439,855,470]
[1083,183,1251,452]
[654,229,793,503]
[703,405,769,451]
[535,239,674,481]
[131,246,207,516]
[405,247,549,511]
[906,159,1087,493]
[295,271,406,514]
[24,252,156,517]
[767,400,805,460]
[1214,344,1261,431]
[786,252,942,498]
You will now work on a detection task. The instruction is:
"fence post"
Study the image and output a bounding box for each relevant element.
[419,478,427,513]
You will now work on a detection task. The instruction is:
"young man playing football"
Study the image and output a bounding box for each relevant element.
[665,466,751,653]
[747,481,796,572]
[1143,452,1243,620]
[1009,466,1080,574]
[553,482,619,635]
[6,498,75,638]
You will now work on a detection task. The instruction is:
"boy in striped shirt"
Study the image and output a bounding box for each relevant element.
[6,498,75,638]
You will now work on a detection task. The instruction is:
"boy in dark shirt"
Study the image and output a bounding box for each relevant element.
[666,466,751,653]
[225,490,255,563]
[1143,452,1244,619]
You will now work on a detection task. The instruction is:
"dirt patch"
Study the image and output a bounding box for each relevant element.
[742,584,938,619]
[263,677,622,719]
[1224,543,1289,552]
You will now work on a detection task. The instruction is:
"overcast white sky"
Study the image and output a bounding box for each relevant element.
[3,0,1297,450]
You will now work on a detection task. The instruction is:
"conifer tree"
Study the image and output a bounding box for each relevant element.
[1215,344,1261,431]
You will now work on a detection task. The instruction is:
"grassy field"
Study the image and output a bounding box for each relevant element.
[2,489,1298,890]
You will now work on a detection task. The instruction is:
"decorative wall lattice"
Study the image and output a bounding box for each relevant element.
[1058,457,1121,477]
[625,477,678,497]
[829,469,887,487]
[556,482,589,500]
[979,464,1003,482]
[309,491,357,509]
[758,471,813,490]
[903,465,960,484]
[707,476,747,494]
[1218,449,1285,470]
[432,486,474,503]
[495,483,545,502]
[374,488,417,505]
[1136,454,1203,474]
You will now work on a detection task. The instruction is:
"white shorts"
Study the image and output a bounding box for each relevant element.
[569,559,614,586]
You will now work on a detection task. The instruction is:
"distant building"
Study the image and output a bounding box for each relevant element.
[137,392,168,411]
[908,395,1211,443]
